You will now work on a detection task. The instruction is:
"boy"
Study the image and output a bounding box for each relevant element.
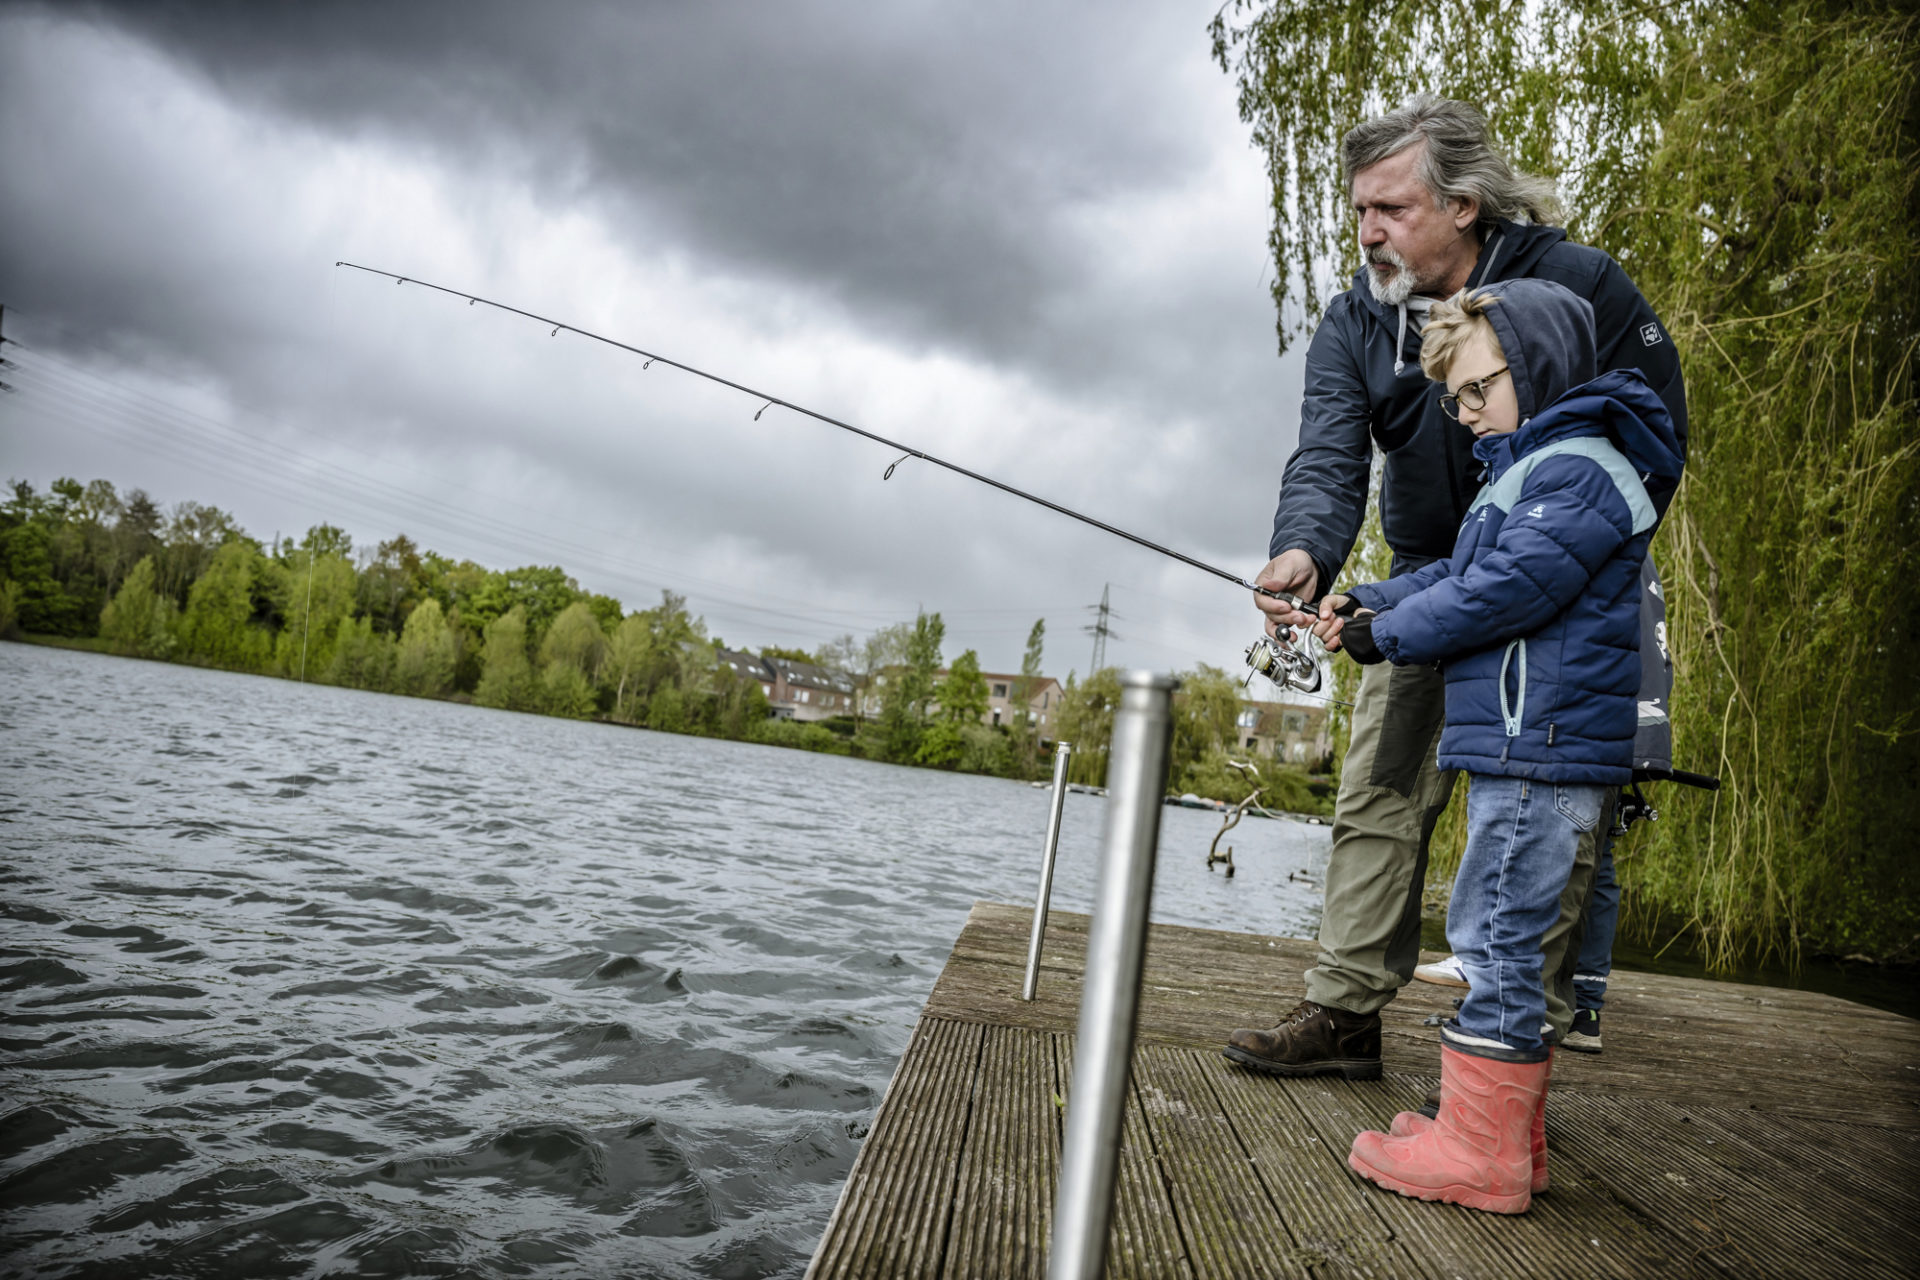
[1312,278,1681,1213]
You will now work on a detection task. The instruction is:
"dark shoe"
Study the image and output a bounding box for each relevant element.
[1224,1000,1383,1080]
[1564,1009,1603,1054]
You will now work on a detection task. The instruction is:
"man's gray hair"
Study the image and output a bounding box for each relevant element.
[1342,94,1564,228]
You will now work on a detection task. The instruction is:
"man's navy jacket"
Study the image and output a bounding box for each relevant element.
[1269,219,1687,589]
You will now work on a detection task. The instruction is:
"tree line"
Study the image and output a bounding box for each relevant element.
[0,476,1329,811]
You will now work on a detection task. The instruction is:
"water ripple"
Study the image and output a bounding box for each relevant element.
[0,642,1330,1277]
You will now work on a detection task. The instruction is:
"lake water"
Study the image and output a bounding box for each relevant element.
[0,643,1333,1279]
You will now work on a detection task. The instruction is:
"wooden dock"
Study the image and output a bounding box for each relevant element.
[807,901,1919,1279]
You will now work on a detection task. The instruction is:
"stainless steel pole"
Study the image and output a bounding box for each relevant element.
[1021,740,1074,1002]
[1048,672,1175,1280]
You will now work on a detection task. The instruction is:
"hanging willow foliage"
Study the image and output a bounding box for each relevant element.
[1213,0,1920,964]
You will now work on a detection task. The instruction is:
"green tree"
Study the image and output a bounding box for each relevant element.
[1010,618,1047,774]
[820,622,910,727]
[467,564,581,638]
[156,500,243,603]
[179,539,272,669]
[0,521,87,635]
[538,600,610,719]
[358,534,424,636]
[99,555,178,658]
[298,524,353,560]
[1053,668,1123,786]
[274,552,356,680]
[327,615,393,690]
[392,597,457,697]
[1169,665,1243,788]
[607,612,657,722]
[711,664,772,739]
[940,649,990,723]
[474,605,536,711]
[880,611,944,762]
[760,645,816,664]
[110,490,164,596]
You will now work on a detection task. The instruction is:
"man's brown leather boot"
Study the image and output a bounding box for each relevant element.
[1224,1000,1383,1080]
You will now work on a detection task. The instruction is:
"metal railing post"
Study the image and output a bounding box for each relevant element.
[1048,672,1175,1280]
[1021,740,1074,1001]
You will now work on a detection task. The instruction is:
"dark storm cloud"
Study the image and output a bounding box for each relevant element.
[62,0,1236,399]
[0,0,1309,673]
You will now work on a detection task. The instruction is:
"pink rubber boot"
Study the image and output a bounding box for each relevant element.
[1390,1048,1553,1193]
[1349,1045,1548,1214]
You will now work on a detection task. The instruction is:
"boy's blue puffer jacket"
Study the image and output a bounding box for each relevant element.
[1346,279,1684,784]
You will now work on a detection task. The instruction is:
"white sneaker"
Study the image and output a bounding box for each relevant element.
[1412,954,1469,988]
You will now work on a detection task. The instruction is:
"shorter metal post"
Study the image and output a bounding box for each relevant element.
[1021,740,1074,1001]
[1049,672,1175,1280]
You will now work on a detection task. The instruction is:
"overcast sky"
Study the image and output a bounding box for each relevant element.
[0,1,1325,687]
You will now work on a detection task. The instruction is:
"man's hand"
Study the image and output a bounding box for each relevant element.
[1254,549,1319,636]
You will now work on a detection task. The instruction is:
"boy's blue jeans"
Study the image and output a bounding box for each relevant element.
[1445,774,1613,1060]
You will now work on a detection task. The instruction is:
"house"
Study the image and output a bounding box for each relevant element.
[981,672,1063,735]
[763,655,856,722]
[1235,699,1333,768]
[858,668,1064,738]
[715,647,773,695]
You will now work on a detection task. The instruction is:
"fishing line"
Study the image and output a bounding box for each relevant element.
[333,262,1346,704]
[333,262,1313,612]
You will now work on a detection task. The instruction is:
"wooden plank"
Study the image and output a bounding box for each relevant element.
[809,1017,984,1279]
[933,903,1920,1128]
[1055,1037,1194,1280]
[1205,1061,1426,1280]
[1275,1067,1757,1280]
[1574,1098,1919,1276]
[1278,1073,1540,1280]
[940,1025,1057,1280]
[1128,1045,1313,1280]
[1544,1090,1905,1280]
[813,904,1920,1278]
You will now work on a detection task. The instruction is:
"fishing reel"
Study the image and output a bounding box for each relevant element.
[1244,629,1323,695]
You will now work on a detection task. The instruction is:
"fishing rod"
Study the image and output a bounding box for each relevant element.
[333,261,1336,698]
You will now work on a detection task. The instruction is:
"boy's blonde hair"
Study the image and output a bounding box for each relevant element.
[1419,288,1504,382]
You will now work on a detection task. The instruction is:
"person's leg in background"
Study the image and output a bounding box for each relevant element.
[1225,661,1457,1078]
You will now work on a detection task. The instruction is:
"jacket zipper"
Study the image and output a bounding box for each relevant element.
[1498,639,1528,738]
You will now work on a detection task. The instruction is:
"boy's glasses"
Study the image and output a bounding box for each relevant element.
[1440,366,1510,420]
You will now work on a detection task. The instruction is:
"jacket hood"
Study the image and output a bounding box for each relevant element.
[1477,277,1597,422]
[1347,219,1572,377]
[1473,368,1686,512]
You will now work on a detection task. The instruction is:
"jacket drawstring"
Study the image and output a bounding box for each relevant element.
[1393,302,1409,377]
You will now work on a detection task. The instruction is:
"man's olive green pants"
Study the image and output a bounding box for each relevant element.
[1302,660,1605,1041]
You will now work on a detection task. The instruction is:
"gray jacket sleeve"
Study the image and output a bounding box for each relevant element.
[1268,301,1372,593]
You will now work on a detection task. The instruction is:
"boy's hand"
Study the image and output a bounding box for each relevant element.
[1311,594,1366,650]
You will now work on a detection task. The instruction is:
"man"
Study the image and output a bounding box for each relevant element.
[1224,94,1686,1080]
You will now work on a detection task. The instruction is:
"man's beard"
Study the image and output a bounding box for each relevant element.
[1365,243,1420,305]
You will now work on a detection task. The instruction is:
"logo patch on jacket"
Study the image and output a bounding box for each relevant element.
[1640,322,1663,346]
[1526,504,1545,518]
